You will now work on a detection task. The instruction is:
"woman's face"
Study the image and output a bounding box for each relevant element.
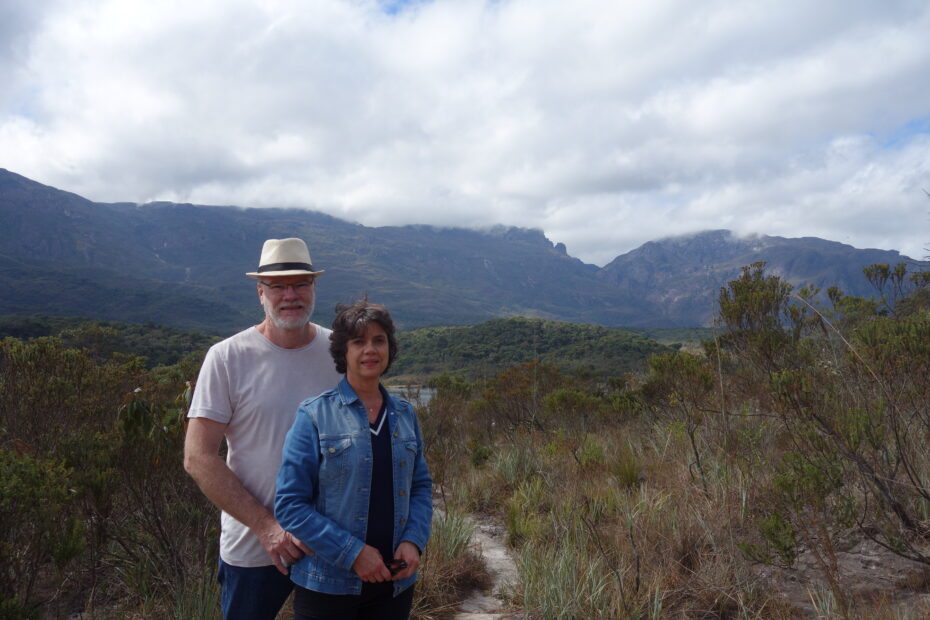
[345,322,389,383]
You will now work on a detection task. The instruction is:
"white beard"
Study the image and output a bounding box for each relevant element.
[263,295,314,330]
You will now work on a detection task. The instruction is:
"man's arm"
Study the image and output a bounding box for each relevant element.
[183,417,310,574]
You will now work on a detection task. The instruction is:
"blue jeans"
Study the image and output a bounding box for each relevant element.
[217,558,293,620]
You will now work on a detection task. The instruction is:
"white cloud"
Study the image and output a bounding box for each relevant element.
[1,0,929,265]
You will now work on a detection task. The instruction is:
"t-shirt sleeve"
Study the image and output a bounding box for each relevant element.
[187,345,234,423]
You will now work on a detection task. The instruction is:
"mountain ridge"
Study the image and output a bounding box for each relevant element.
[1,168,923,331]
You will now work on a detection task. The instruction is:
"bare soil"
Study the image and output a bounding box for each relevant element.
[754,533,930,617]
[453,516,527,620]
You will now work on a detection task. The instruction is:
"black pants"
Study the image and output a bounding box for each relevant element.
[293,582,414,620]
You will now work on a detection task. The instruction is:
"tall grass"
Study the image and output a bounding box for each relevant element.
[418,265,930,619]
[412,508,490,620]
[6,264,929,617]
[517,543,618,619]
[170,570,220,620]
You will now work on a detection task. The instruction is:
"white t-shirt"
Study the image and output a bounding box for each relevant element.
[188,324,341,567]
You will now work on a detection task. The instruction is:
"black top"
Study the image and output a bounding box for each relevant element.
[366,396,395,564]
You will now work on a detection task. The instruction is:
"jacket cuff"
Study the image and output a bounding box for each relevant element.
[399,530,429,555]
[399,539,423,555]
[337,537,366,571]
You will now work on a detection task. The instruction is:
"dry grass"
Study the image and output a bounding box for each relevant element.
[425,399,930,619]
[412,508,492,620]
[418,300,930,618]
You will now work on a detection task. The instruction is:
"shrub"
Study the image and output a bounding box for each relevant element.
[0,335,214,616]
[577,435,606,470]
[505,478,547,547]
[0,448,84,617]
[609,442,643,491]
[468,440,492,468]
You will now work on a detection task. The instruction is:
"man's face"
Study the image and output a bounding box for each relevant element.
[257,275,316,330]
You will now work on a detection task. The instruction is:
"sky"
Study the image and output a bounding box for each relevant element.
[1,0,929,266]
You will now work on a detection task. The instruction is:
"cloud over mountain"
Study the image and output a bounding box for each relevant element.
[1,0,929,265]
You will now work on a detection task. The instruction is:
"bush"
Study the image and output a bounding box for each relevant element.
[0,335,214,616]
[0,448,84,617]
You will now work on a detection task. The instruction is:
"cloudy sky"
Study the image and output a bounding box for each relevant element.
[1,0,929,265]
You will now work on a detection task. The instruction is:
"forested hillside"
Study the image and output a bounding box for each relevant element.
[0,314,674,380]
[0,315,219,368]
[392,316,673,380]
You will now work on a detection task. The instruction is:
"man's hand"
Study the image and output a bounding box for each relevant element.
[352,544,392,582]
[257,517,313,575]
[390,541,421,580]
[185,419,314,575]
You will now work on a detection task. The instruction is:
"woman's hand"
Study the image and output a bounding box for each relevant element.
[352,544,392,582]
[391,541,421,580]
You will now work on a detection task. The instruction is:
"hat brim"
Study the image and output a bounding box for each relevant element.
[246,269,325,279]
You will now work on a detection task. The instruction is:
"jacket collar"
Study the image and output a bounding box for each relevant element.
[336,376,399,411]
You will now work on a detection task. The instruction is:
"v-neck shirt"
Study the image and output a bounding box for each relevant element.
[366,399,395,563]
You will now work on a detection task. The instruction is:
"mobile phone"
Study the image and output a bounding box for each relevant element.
[387,559,408,575]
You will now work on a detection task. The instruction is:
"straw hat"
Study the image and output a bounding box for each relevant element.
[245,238,325,278]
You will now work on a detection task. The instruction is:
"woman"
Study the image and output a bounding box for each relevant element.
[275,300,432,620]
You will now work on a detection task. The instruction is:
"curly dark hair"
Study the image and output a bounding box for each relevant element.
[329,299,398,375]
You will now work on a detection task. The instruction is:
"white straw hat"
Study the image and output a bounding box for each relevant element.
[245,238,325,278]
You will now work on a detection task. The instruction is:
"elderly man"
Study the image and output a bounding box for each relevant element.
[184,238,341,619]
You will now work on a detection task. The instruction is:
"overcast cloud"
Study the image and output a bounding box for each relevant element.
[1,0,929,265]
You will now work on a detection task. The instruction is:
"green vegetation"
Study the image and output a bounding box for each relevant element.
[5,259,930,617]
[392,316,672,381]
[0,334,214,618]
[624,326,712,350]
[0,314,670,380]
[0,315,220,368]
[0,328,486,618]
[419,261,930,618]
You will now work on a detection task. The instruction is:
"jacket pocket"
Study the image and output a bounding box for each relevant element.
[319,436,354,490]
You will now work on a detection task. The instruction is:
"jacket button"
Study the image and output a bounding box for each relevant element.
[399,490,405,496]
[328,447,335,454]
[400,518,406,524]
[399,461,406,467]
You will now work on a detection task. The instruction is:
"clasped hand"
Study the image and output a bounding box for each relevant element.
[352,541,420,582]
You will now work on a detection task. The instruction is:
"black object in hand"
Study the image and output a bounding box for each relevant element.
[387,559,407,575]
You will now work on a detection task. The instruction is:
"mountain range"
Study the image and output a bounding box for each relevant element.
[0,168,924,333]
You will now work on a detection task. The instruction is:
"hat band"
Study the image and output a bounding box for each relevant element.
[257,262,313,273]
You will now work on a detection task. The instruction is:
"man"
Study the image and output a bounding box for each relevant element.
[184,238,341,619]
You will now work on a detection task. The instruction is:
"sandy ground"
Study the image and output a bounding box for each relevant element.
[452,516,527,620]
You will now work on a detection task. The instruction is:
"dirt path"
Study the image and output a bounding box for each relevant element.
[453,516,527,620]
[447,514,930,618]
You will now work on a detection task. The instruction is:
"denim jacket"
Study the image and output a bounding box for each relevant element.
[275,377,433,596]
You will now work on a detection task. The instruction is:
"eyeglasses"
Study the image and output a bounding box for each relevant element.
[259,280,314,294]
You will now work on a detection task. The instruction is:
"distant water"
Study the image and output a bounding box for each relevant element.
[386,385,435,406]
